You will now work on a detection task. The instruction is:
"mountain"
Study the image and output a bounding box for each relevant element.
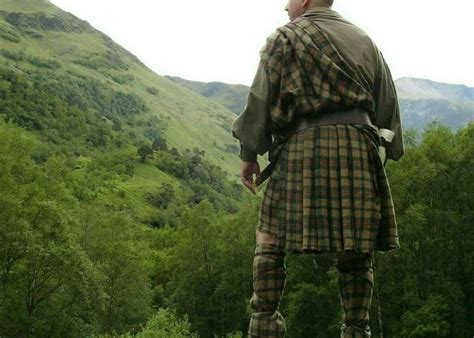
[168,75,474,130]
[0,0,243,171]
[166,76,249,114]
[395,77,473,103]
[0,0,247,222]
[395,77,473,129]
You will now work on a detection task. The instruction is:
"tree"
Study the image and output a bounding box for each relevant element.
[152,135,168,151]
[400,296,450,338]
[138,144,153,163]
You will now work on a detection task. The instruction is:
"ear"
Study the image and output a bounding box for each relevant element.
[301,0,310,9]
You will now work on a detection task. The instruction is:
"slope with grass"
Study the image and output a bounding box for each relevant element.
[0,0,244,172]
[0,0,248,223]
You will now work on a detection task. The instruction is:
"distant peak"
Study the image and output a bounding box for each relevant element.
[395,77,473,103]
[395,77,472,89]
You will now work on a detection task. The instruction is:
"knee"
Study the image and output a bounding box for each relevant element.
[252,232,286,283]
[336,251,374,289]
[256,229,278,246]
[253,242,285,273]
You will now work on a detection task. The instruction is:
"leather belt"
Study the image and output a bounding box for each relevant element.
[282,107,373,138]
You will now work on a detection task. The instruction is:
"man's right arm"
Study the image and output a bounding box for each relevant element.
[231,60,273,162]
[373,50,405,161]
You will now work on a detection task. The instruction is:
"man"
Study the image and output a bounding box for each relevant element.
[231,0,403,337]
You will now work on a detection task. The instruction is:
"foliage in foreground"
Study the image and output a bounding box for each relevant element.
[0,117,472,337]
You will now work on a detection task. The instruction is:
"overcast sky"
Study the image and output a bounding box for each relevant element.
[50,0,474,87]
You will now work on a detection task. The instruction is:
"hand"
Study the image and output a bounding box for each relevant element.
[240,161,260,195]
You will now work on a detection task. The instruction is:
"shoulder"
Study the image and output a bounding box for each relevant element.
[259,26,290,58]
[260,30,283,51]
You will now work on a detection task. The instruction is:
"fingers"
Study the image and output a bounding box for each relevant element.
[240,161,260,195]
[241,175,256,195]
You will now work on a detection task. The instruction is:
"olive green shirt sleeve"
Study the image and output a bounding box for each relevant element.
[373,50,405,161]
[231,59,273,162]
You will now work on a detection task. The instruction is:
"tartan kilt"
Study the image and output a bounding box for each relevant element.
[257,124,399,254]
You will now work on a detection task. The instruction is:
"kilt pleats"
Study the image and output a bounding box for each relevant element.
[257,124,399,253]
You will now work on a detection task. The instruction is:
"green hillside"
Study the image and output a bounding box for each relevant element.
[0,1,255,335]
[0,0,250,224]
[166,75,249,115]
[0,0,242,174]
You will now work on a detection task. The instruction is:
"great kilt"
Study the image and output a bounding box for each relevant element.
[237,7,404,337]
[257,123,399,254]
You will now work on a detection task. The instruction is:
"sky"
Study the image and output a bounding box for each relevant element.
[50,0,474,87]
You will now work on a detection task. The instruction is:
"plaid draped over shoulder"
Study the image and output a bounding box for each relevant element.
[260,17,376,134]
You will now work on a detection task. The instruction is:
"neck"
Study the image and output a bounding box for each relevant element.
[304,4,332,13]
[309,5,331,9]
[308,1,331,9]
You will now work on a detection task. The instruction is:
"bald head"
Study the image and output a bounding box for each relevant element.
[286,0,334,21]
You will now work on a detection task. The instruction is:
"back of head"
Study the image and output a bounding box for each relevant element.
[313,0,334,7]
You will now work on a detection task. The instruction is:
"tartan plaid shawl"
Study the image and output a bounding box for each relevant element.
[260,17,376,135]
